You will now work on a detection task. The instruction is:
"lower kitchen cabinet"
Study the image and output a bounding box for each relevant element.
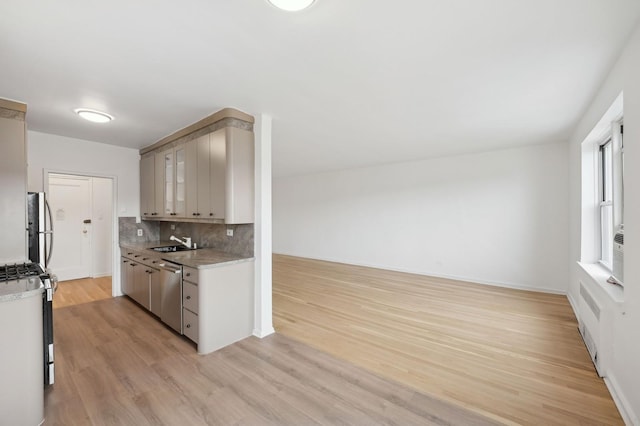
[120,253,161,312]
[148,267,161,316]
[121,249,254,355]
[184,261,254,354]
[121,257,133,295]
[182,275,199,343]
[182,308,199,343]
[132,264,150,309]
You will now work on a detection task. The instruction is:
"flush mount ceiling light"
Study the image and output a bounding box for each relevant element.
[74,108,114,123]
[268,0,315,11]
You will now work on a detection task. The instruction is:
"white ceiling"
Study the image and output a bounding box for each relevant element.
[1,1,639,177]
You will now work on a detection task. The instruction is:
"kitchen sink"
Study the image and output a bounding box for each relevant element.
[151,245,194,252]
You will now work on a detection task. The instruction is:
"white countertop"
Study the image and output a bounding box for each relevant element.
[0,277,44,303]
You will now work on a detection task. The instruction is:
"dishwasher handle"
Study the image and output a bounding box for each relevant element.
[158,263,182,274]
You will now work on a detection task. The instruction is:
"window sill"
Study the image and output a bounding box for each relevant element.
[577,261,624,304]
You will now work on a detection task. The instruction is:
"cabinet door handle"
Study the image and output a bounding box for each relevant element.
[186,295,191,300]
[123,260,128,264]
[185,272,191,277]
[209,213,214,216]
[185,324,191,328]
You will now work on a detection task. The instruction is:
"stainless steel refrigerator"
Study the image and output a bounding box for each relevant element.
[26,192,57,386]
[27,192,54,268]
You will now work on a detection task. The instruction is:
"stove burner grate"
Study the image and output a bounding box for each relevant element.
[0,262,43,282]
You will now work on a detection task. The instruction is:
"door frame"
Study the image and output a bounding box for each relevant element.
[44,169,119,297]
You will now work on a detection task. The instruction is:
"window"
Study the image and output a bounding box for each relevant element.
[599,138,613,267]
[597,121,623,269]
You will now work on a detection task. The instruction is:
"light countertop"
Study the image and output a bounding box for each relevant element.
[119,241,254,269]
[0,278,43,303]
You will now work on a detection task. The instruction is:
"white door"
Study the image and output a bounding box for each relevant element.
[48,175,92,281]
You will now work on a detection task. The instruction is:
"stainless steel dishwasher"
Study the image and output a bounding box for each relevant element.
[158,261,183,334]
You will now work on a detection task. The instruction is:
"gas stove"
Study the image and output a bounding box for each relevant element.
[0,261,57,386]
[0,262,47,298]
[0,262,44,282]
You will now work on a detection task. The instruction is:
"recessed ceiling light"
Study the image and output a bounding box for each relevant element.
[268,0,315,12]
[74,108,114,123]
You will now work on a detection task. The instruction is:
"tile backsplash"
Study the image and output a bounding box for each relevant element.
[118,217,254,258]
[160,222,254,258]
[118,217,160,244]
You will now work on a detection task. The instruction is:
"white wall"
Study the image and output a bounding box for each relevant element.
[27,131,139,295]
[568,23,640,424]
[27,131,139,216]
[274,142,569,293]
[91,177,113,277]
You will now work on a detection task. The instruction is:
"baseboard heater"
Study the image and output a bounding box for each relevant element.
[578,282,604,377]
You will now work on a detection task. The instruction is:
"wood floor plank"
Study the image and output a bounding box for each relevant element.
[53,276,112,309]
[273,254,623,425]
[46,295,494,425]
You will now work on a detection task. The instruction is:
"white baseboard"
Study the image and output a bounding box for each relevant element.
[275,252,567,295]
[253,326,275,339]
[566,292,579,320]
[604,373,638,426]
[91,272,111,278]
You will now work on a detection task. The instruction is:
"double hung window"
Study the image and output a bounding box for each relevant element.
[598,122,623,269]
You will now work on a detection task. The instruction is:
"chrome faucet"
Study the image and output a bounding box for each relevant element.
[170,235,192,249]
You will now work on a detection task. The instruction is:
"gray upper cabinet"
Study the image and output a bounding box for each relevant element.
[186,134,210,218]
[185,129,230,221]
[0,100,27,263]
[140,154,156,218]
[223,127,254,224]
[139,108,255,224]
[185,127,254,223]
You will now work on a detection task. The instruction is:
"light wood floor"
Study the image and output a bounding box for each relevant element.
[273,255,623,425]
[53,276,112,309]
[46,296,496,425]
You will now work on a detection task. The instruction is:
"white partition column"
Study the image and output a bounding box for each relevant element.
[253,114,275,338]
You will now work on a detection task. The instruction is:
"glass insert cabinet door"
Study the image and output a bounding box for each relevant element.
[163,146,187,217]
[164,150,173,215]
[175,146,186,216]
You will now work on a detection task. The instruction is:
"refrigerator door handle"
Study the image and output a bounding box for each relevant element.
[45,199,54,267]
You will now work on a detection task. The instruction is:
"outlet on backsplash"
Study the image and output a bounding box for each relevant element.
[118,217,160,244]
[227,229,233,237]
